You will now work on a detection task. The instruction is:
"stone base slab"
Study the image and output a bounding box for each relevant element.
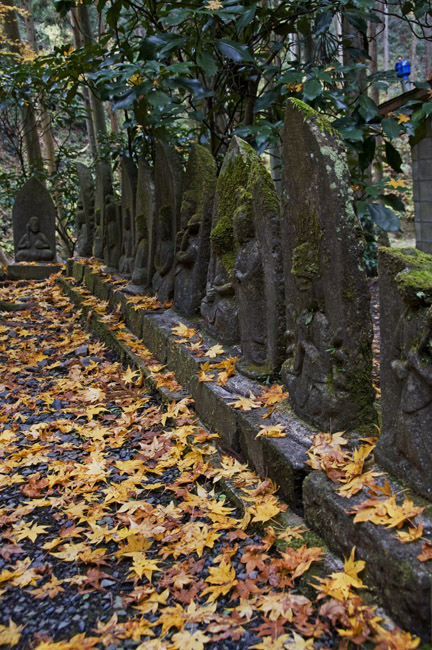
[7,263,63,281]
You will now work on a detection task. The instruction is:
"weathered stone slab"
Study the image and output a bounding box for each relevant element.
[7,263,62,280]
[131,157,155,288]
[280,101,375,431]
[75,163,95,257]
[152,142,184,302]
[13,177,56,263]
[375,247,432,499]
[94,161,113,259]
[119,156,138,275]
[303,470,432,639]
[174,145,217,317]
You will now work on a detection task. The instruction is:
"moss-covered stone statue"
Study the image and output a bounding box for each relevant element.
[131,157,155,288]
[375,247,432,499]
[280,100,376,431]
[75,163,94,257]
[94,161,113,260]
[103,194,122,269]
[152,142,184,303]
[173,145,217,317]
[202,137,285,372]
[118,156,138,275]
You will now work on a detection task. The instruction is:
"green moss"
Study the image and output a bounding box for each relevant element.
[292,241,320,280]
[181,145,217,228]
[221,250,235,275]
[211,214,235,255]
[379,246,432,304]
[289,98,336,137]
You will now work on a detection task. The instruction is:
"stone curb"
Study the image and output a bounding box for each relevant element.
[60,261,432,641]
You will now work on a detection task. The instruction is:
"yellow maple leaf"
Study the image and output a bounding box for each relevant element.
[126,553,162,581]
[229,393,261,411]
[0,619,22,647]
[386,178,407,189]
[251,635,292,649]
[123,366,141,385]
[85,404,109,420]
[14,521,49,543]
[248,496,287,523]
[397,112,410,124]
[170,630,210,650]
[171,323,197,340]
[396,521,424,543]
[257,384,289,406]
[256,424,287,438]
[201,558,238,602]
[206,0,223,9]
[205,344,225,358]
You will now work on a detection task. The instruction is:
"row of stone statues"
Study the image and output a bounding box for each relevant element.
[73,104,376,438]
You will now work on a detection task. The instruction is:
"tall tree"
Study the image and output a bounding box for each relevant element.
[2,0,43,172]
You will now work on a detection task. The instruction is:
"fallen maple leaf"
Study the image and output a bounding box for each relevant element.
[229,393,261,411]
[418,541,432,562]
[396,521,424,543]
[171,323,197,340]
[256,424,287,439]
[0,619,22,647]
[248,496,288,523]
[122,366,141,385]
[204,344,225,358]
[170,629,210,650]
[201,558,238,602]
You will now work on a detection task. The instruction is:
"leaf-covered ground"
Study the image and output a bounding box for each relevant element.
[0,277,420,650]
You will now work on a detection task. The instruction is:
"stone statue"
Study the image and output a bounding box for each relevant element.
[119,156,138,275]
[93,161,113,260]
[280,101,375,431]
[75,199,88,258]
[16,216,54,262]
[375,247,432,499]
[12,177,57,264]
[173,145,217,317]
[76,162,95,257]
[202,136,285,370]
[152,205,175,302]
[103,194,122,269]
[152,142,184,302]
[131,157,155,288]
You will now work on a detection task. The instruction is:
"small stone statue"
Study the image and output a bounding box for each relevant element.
[103,194,122,269]
[152,205,175,302]
[16,216,54,262]
[75,199,88,257]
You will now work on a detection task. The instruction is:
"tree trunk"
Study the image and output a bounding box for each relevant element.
[426,27,432,80]
[410,30,417,88]
[76,4,107,144]
[70,8,98,159]
[368,8,379,105]
[0,247,11,267]
[22,0,57,174]
[2,0,43,172]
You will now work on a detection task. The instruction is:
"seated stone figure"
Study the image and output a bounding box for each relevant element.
[16,216,54,262]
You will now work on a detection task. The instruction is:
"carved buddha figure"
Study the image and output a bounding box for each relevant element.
[16,216,54,262]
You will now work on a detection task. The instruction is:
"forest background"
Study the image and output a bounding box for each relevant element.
[0,0,432,273]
